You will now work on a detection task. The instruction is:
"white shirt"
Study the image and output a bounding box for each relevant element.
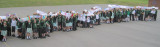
[78,15,81,20]
[96,14,99,19]
[79,14,83,21]
[87,17,90,22]
[82,14,86,21]
[11,20,17,26]
[132,10,135,14]
[151,10,156,14]
[66,13,71,18]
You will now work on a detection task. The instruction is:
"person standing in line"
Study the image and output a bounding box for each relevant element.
[1,21,8,42]
[72,14,78,31]
[21,21,27,39]
[7,17,12,36]
[151,8,157,21]
[131,8,136,21]
[26,20,32,40]
[32,19,38,39]
[11,17,17,37]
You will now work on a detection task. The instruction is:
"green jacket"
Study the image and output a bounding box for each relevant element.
[145,10,150,16]
[32,23,37,29]
[27,22,32,28]
[127,10,131,15]
[115,10,119,17]
[22,22,26,29]
[58,15,62,22]
[73,16,77,22]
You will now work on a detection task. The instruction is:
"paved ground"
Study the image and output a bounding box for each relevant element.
[0,4,160,47]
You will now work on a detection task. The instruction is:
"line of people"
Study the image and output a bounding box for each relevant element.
[0,6,158,42]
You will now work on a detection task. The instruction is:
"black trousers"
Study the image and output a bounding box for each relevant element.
[50,24,53,32]
[72,22,77,31]
[130,14,135,21]
[139,14,143,21]
[96,19,100,25]
[38,28,42,38]
[82,21,85,28]
[21,28,26,39]
[153,14,157,21]
[87,22,90,28]
[12,26,16,32]
[7,26,11,36]
[0,35,3,41]
[114,16,118,22]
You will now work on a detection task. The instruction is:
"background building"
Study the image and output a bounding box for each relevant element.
[148,0,160,9]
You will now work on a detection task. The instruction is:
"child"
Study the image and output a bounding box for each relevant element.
[151,8,157,21]
[26,20,32,40]
[86,16,90,28]
[65,17,70,32]
[106,10,111,24]
[96,12,100,25]
[69,16,73,31]
[1,21,7,42]
[119,9,123,23]
[52,16,58,31]
[111,10,115,23]
[41,19,46,38]
[11,17,17,37]
[7,17,12,36]
[46,18,51,37]
[21,21,26,39]
[57,13,62,31]
[139,8,144,21]
[62,15,66,31]
[82,11,86,28]
[131,9,136,21]
[17,19,22,38]
[89,14,95,28]
[135,8,140,21]
[126,9,131,22]
[72,14,78,31]
[32,19,38,39]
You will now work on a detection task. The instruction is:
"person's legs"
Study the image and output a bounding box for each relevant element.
[141,14,144,21]
[42,28,46,38]
[11,26,15,37]
[153,14,157,21]
[98,19,100,25]
[58,22,62,31]
[73,22,76,31]
[38,28,42,38]
[34,29,38,39]
[21,28,26,39]
[82,21,85,28]
[132,14,135,21]
[26,28,32,40]
[46,27,50,37]
[1,30,7,42]
[18,29,22,38]
[111,18,114,23]
[7,26,11,36]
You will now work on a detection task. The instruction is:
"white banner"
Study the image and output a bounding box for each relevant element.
[0,16,7,19]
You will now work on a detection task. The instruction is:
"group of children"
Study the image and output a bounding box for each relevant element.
[0,6,158,42]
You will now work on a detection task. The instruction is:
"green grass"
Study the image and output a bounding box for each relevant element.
[0,0,148,8]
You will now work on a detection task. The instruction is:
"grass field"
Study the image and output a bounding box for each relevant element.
[0,0,148,8]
